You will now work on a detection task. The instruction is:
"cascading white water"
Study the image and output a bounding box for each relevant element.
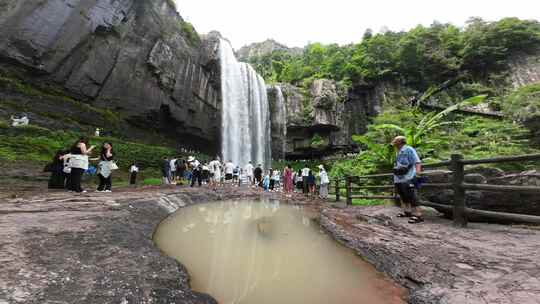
[219,39,271,168]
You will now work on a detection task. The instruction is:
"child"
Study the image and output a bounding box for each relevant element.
[129,163,139,185]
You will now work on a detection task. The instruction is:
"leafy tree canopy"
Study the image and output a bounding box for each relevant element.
[244,17,540,91]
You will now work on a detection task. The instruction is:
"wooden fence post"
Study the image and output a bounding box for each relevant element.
[346,176,353,206]
[451,154,467,227]
[335,179,340,202]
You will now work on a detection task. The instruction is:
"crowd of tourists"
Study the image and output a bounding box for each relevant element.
[43,133,422,225]
[157,155,331,198]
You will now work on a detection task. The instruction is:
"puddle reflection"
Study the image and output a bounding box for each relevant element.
[154,200,405,304]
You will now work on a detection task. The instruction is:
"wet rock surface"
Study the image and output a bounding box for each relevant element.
[321,205,540,304]
[1,186,539,304]
[0,187,260,303]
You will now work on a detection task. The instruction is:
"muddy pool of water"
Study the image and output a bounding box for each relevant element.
[153,200,405,304]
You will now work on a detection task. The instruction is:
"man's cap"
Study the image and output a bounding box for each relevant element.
[391,136,407,145]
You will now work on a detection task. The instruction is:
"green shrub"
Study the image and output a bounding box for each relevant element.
[179,21,201,46]
[502,83,540,122]
[0,119,8,129]
[331,106,540,178]
[310,133,326,148]
[352,199,386,206]
[143,178,162,186]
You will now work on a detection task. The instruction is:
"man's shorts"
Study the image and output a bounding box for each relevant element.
[225,173,233,180]
[395,182,418,206]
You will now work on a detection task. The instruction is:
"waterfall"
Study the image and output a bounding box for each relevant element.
[219,39,271,168]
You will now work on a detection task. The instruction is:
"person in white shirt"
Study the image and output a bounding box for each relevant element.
[209,158,222,188]
[224,161,235,184]
[318,165,330,199]
[129,163,139,185]
[301,165,310,194]
[188,156,202,187]
[169,158,177,183]
[244,161,254,185]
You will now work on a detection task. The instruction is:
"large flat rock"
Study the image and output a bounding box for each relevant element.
[0,188,259,303]
[321,205,540,304]
[2,187,539,304]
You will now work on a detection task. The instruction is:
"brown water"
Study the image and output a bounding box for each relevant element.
[154,200,405,304]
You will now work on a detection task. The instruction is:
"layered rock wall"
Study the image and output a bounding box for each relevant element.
[268,80,377,159]
[0,0,221,154]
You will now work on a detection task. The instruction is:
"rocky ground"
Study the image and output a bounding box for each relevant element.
[322,206,540,304]
[1,185,539,304]
[0,186,263,304]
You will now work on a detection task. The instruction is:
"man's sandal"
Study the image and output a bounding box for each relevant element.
[408,216,424,224]
[397,212,412,218]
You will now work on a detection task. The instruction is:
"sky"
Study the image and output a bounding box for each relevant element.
[175,0,540,50]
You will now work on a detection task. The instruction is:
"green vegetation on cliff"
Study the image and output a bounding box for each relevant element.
[0,122,205,187]
[246,17,540,91]
[0,124,176,169]
[330,100,539,178]
[244,17,540,180]
[502,83,540,121]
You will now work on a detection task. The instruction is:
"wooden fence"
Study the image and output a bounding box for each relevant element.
[329,153,540,227]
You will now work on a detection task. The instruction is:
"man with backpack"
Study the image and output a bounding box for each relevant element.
[392,136,423,224]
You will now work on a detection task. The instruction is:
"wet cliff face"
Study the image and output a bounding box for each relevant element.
[268,79,376,160]
[267,85,288,161]
[0,0,221,154]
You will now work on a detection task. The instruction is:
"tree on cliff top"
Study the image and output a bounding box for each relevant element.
[244,17,540,91]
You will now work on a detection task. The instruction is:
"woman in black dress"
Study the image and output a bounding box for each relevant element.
[68,137,95,193]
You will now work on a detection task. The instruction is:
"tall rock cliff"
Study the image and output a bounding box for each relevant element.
[267,80,378,160]
[0,0,221,154]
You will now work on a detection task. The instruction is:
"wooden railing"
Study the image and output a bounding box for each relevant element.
[329,153,540,227]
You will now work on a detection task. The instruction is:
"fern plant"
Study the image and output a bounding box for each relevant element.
[374,95,487,148]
